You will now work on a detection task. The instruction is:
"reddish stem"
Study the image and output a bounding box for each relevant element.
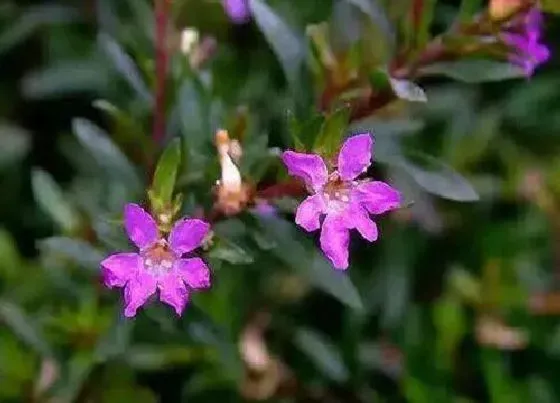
[153,0,171,146]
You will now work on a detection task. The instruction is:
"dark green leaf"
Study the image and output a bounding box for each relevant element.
[21,61,109,99]
[249,0,305,87]
[394,153,479,202]
[314,107,350,157]
[421,60,526,83]
[95,315,133,362]
[252,215,363,310]
[0,300,53,357]
[125,345,201,371]
[72,118,140,189]
[416,0,437,48]
[0,123,30,166]
[50,353,95,402]
[39,237,105,272]
[342,0,395,49]
[294,328,349,382]
[98,33,153,104]
[31,169,79,232]
[0,5,79,56]
[207,241,254,265]
[150,138,182,208]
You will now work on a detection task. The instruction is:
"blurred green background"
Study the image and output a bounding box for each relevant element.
[1,0,560,402]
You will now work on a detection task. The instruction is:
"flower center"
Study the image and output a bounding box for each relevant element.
[322,173,352,213]
[142,241,176,276]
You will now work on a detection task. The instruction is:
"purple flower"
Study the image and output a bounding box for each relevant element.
[223,0,250,24]
[281,133,401,270]
[502,8,550,76]
[100,204,211,317]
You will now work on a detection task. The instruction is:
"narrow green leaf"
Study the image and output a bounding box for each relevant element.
[0,5,79,56]
[252,214,363,310]
[248,0,305,87]
[31,169,79,232]
[288,111,323,151]
[416,0,437,48]
[0,123,30,166]
[294,328,349,382]
[207,241,254,265]
[395,153,479,202]
[389,78,427,102]
[458,0,483,21]
[342,0,395,49]
[50,353,95,402]
[151,138,182,207]
[0,300,53,357]
[39,237,105,272]
[421,60,526,83]
[433,293,466,366]
[542,0,560,13]
[98,33,153,104]
[314,107,350,157]
[95,314,133,362]
[22,61,109,99]
[72,118,140,189]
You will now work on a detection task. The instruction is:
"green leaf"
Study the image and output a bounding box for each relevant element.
[150,138,182,208]
[288,111,323,151]
[0,300,53,357]
[252,214,363,310]
[421,60,526,83]
[342,0,395,49]
[294,328,349,382]
[125,345,201,371]
[249,0,305,87]
[31,169,79,232]
[458,0,483,22]
[433,293,465,367]
[541,0,560,13]
[0,5,79,56]
[394,153,479,202]
[21,60,109,99]
[98,33,153,104]
[39,237,105,272]
[72,118,140,189]
[389,78,428,102]
[50,353,95,402]
[416,0,437,48]
[207,240,254,265]
[0,123,30,166]
[314,107,350,157]
[95,314,133,362]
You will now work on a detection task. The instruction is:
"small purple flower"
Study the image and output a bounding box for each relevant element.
[253,199,276,216]
[100,204,211,317]
[223,0,250,24]
[502,8,550,76]
[281,133,401,270]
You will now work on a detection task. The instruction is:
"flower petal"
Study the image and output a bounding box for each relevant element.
[353,181,401,214]
[175,257,211,289]
[295,194,326,232]
[100,253,139,288]
[320,214,350,270]
[169,218,210,255]
[337,133,373,181]
[124,203,159,250]
[281,151,328,192]
[158,274,190,316]
[223,0,250,24]
[123,271,157,317]
[345,204,378,242]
